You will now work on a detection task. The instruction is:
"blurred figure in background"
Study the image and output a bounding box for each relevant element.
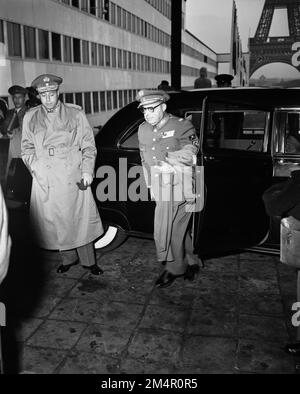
[25,87,41,109]
[194,67,212,89]
[157,80,173,91]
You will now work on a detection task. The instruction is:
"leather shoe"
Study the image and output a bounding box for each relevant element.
[284,342,300,356]
[83,264,104,276]
[184,264,200,281]
[155,270,184,288]
[57,260,78,273]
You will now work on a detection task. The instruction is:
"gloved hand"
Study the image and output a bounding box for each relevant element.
[82,172,93,187]
[166,147,195,166]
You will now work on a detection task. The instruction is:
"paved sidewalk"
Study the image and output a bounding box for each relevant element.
[2,237,300,374]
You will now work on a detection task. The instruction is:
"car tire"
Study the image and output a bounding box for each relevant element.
[94,224,127,253]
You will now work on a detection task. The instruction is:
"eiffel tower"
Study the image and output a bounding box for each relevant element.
[249,0,300,76]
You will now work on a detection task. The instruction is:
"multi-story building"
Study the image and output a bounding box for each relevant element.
[0,0,218,128]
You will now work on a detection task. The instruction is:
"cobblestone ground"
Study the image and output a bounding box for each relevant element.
[1,236,300,374]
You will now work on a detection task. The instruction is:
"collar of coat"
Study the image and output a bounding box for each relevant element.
[153,113,170,132]
[29,101,77,132]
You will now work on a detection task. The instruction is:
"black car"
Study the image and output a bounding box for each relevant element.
[92,87,300,257]
[5,88,300,257]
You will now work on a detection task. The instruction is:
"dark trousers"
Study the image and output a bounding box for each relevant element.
[60,242,96,267]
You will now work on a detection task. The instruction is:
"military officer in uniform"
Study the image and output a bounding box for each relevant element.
[136,90,202,288]
[21,74,104,275]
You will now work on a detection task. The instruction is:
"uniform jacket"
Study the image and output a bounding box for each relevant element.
[21,101,103,250]
[138,113,201,202]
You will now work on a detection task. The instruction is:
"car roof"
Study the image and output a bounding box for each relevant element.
[96,88,300,146]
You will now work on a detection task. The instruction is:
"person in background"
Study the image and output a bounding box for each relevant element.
[25,87,41,109]
[0,98,8,129]
[1,86,28,181]
[215,74,234,88]
[157,80,173,91]
[0,185,11,285]
[194,67,212,89]
[136,89,202,288]
[21,74,104,276]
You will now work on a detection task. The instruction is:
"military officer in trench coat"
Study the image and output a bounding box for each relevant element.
[136,90,203,288]
[21,74,104,275]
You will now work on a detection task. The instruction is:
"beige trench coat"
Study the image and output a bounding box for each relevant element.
[21,102,103,250]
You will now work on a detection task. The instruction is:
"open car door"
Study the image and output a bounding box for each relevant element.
[193,98,274,257]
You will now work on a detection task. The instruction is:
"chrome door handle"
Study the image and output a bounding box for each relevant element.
[204,155,217,161]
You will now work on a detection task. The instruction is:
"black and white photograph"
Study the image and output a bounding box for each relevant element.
[0,0,300,378]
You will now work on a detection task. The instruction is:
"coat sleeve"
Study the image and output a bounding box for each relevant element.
[78,110,97,176]
[21,112,38,173]
[262,173,300,216]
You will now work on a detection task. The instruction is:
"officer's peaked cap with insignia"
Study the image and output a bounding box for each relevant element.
[136,89,170,108]
[8,85,27,96]
[31,74,63,93]
[214,74,234,84]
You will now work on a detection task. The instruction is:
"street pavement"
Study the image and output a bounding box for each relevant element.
[1,235,300,374]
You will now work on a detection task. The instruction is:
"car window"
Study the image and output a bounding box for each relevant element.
[119,120,144,149]
[206,111,266,151]
[283,112,300,154]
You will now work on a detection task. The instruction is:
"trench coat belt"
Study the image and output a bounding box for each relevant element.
[35,146,81,158]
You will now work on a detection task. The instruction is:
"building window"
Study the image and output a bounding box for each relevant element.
[90,0,97,16]
[82,40,89,64]
[0,20,4,43]
[72,0,79,8]
[116,6,122,27]
[118,90,123,108]
[112,90,118,109]
[7,22,21,57]
[84,92,91,114]
[105,46,110,67]
[118,49,122,68]
[103,0,110,21]
[122,9,127,29]
[106,91,112,110]
[123,90,128,106]
[65,93,74,103]
[93,91,99,113]
[73,38,81,63]
[52,32,61,61]
[110,2,116,24]
[123,50,127,69]
[91,42,97,65]
[127,12,132,31]
[81,0,89,13]
[63,36,72,63]
[75,92,83,107]
[38,29,49,60]
[100,91,106,111]
[128,52,132,70]
[98,44,104,66]
[24,25,36,59]
[111,47,116,68]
